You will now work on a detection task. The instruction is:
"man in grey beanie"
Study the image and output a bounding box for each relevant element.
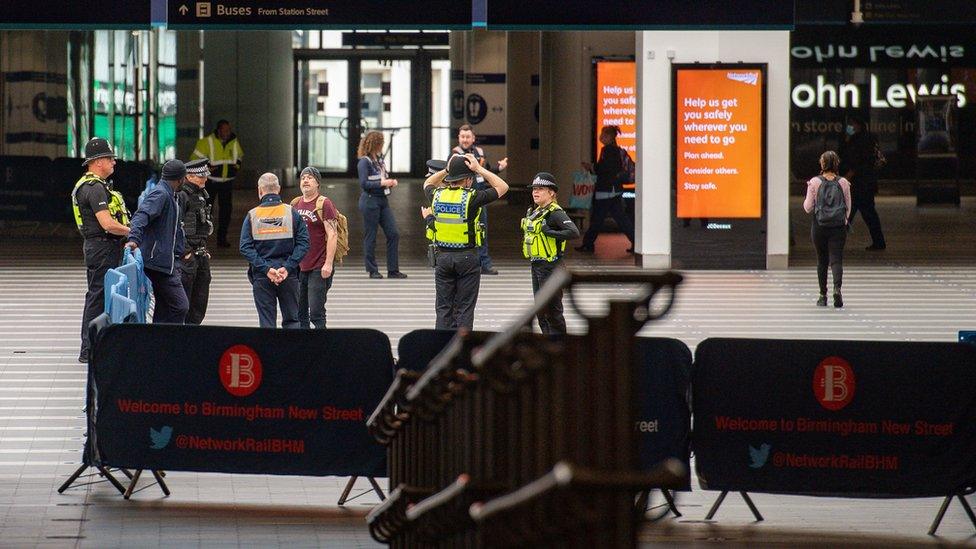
[290,166,340,329]
[126,159,189,324]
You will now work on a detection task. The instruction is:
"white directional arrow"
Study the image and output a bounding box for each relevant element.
[179,5,189,15]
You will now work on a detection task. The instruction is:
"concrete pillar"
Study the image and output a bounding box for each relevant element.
[636,31,791,269]
[505,31,540,187]
[201,31,294,186]
[461,31,507,166]
[0,31,69,157]
[175,30,202,161]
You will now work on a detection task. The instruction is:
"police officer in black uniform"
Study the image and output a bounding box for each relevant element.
[453,124,509,275]
[71,137,130,362]
[423,154,509,330]
[179,158,214,324]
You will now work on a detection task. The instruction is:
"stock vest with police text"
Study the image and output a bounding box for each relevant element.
[71,173,130,237]
[428,187,483,248]
[522,202,565,262]
[248,203,295,241]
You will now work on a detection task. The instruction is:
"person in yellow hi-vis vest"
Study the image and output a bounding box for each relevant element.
[72,137,130,362]
[521,172,579,335]
[193,119,243,247]
[422,154,508,330]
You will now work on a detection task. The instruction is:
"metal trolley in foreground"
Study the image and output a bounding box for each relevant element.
[366,268,687,547]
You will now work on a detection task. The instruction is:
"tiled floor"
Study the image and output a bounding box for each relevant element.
[1,189,976,546]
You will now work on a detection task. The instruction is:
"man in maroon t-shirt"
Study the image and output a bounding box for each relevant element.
[292,166,338,328]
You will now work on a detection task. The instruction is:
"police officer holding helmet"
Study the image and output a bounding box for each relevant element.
[72,137,130,363]
[521,172,579,335]
[423,154,508,330]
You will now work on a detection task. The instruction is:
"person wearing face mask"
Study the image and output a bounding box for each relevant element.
[125,159,190,324]
[840,117,886,251]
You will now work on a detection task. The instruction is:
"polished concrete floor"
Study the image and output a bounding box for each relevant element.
[1,184,975,546]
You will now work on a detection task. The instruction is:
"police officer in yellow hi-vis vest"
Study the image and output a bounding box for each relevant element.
[72,137,131,362]
[193,119,243,247]
[423,154,508,330]
[522,172,579,335]
[239,173,309,329]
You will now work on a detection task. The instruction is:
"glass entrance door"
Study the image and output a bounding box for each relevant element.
[296,56,425,176]
[359,59,412,174]
[296,59,350,174]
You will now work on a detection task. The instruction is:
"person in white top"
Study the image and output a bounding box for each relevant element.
[803,150,852,308]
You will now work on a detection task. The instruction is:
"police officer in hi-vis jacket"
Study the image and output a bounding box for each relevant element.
[72,137,130,362]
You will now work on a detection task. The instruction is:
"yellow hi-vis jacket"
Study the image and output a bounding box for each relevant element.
[427,187,483,248]
[71,173,130,235]
[521,202,565,262]
[193,133,243,182]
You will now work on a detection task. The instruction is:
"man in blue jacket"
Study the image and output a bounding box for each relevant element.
[240,172,310,328]
[126,159,190,324]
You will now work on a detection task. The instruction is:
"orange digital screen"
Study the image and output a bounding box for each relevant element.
[595,61,637,165]
[675,67,763,218]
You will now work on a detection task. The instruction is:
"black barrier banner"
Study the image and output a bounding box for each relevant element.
[90,324,393,477]
[693,338,976,497]
[635,338,692,489]
[396,329,468,372]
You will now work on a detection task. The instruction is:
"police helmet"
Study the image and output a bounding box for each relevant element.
[443,154,477,182]
[83,137,116,165]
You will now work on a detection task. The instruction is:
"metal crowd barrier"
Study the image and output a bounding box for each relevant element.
[366,267,687,547]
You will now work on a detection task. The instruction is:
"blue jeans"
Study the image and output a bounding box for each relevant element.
[299,270,334,329]
[359,193,400,274]
[249,268,300,329]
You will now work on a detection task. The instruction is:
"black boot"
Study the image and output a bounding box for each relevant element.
[816,294,827,307]
[833,291,843,308]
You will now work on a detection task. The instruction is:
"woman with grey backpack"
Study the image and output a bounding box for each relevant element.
[803,151,852,308]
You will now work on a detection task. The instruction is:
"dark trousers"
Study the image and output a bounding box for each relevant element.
[80,238,123,356]
[250,269,300,329]
[359,194,400,274]
[474,180,493,270]
[531,260,566,335]
[180,252,211,325]
[146,266,189,324]
[811,223,847,295]
[582,195,635,247]
[434,249,481,330]
[207,179,234,243]
[849,192,886,248]
[299,270,334,329]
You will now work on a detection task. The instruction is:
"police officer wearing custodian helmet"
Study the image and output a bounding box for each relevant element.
[423,154,508,330]
[72,137,131,363]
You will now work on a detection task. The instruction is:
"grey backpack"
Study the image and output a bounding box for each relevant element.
[815,177,846,228]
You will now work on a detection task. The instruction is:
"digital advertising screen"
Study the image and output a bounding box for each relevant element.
[674,66,764,218]
[594,60,637,167]
[671,63,767,269]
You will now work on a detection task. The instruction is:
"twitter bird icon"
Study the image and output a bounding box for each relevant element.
[149,426,173,450]
[748,443,770,469]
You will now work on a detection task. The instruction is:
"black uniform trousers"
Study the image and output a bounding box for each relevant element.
[80,237,124,357]
[359,193,400,275]
[531,259,566,335]
[207,179,234,243]
[434,249,481,330]
[811,223,847,295]
[180,251,212,325]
